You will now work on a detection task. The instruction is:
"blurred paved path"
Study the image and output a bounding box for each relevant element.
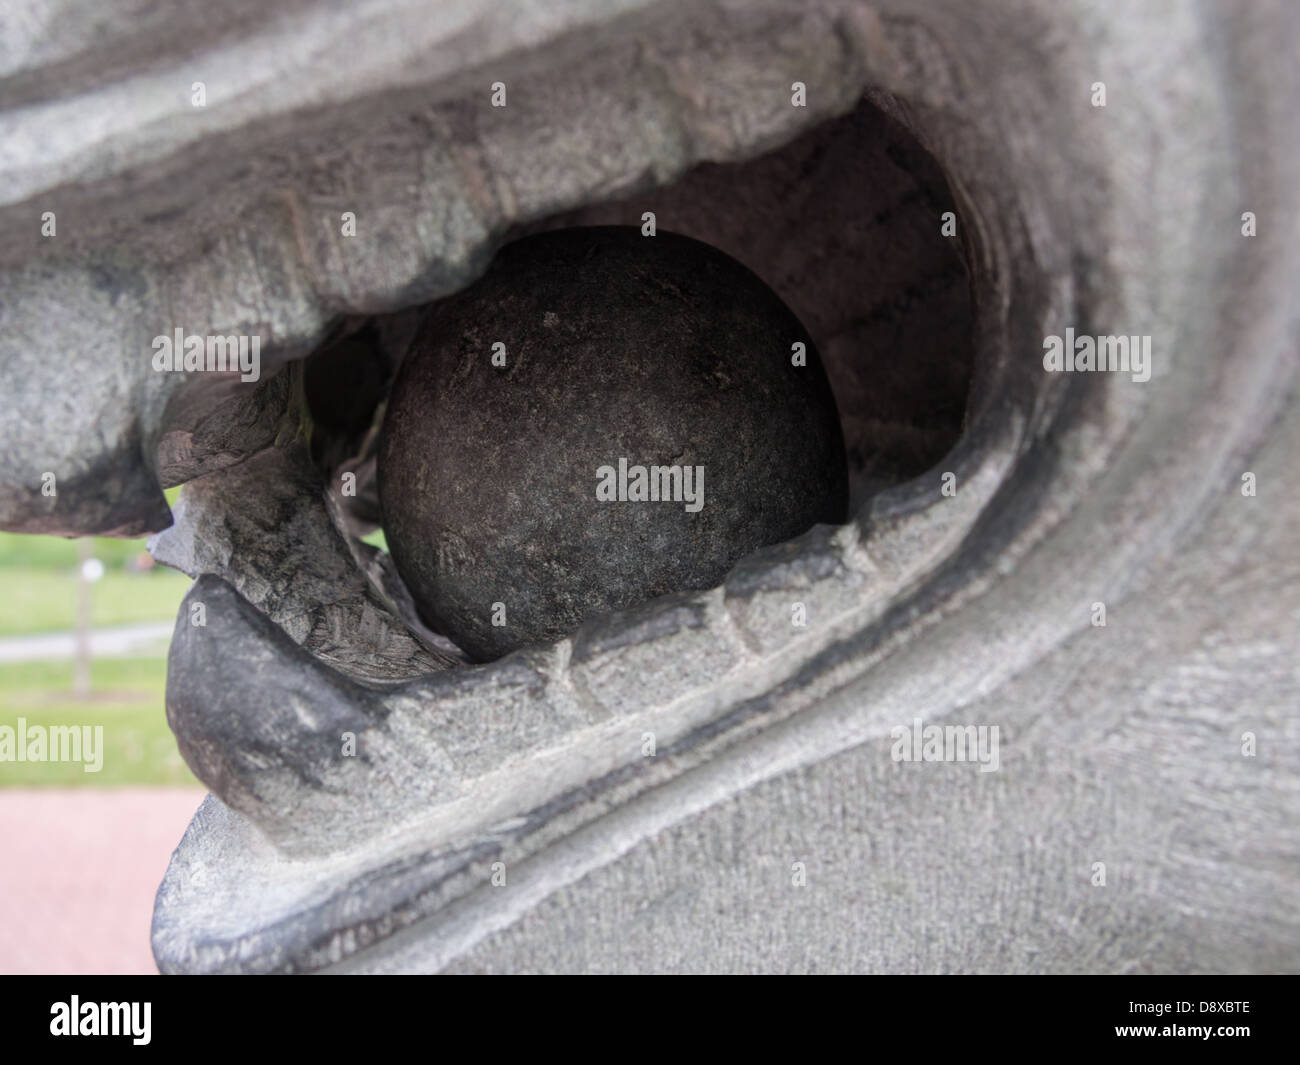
[0,622,173,663]
[0,788,205,974]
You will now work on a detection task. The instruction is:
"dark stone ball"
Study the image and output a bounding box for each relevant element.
[378,226,848,662]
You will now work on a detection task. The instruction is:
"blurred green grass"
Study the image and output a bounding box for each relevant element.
[0,487,193,786]
[0,657,195,787]
[0,568,189,636]
[0,532,156,569]
[0,488,188,635]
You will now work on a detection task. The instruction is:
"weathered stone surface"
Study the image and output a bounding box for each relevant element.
[378,226,848,660]
[568,588,743,718]
[0,0,1295,977]
[150,441,459,680]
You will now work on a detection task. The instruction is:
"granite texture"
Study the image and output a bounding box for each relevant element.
[0,0,1294,973]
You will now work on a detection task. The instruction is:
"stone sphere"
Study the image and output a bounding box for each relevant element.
[378,226,847,661]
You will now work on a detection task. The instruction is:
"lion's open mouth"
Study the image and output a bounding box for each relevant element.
[276,96,975,668]
[1,0,1290,974]
[145,80,1006,849]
